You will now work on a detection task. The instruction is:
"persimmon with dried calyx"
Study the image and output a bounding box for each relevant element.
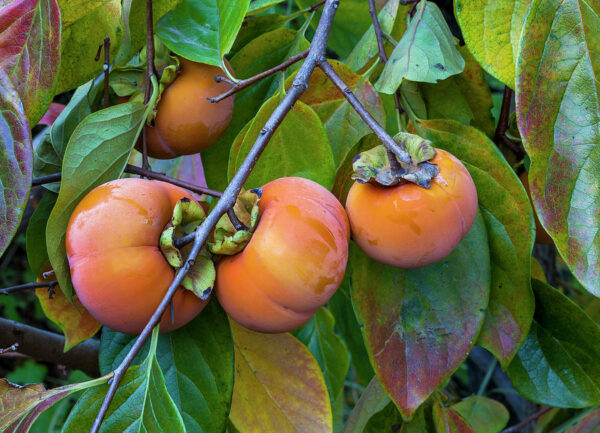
[346,147,478,269]
[66,178,208,334]
[138,58,234,159]
[215,177,350,333]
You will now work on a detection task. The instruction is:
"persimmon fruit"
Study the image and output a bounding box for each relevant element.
[519,171,553,245]
[66,178,208,334]
[215,177,350,333]
[345,148,478,269]
[138,58,234,159]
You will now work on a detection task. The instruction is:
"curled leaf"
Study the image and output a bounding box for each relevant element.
[395,132,436,164]
[181,251,216,300]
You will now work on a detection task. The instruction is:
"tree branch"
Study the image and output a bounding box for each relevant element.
[90,1,341,431]
[0,280,58,296]
[32,173,61,187]
[209,49,310,103]
[0,318,100,377]
[500,406,552,433]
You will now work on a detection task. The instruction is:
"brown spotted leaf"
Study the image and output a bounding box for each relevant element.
[0,0,61,125]
[229,320,332,433]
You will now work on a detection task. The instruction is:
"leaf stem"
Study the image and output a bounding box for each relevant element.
[89,2,340,431]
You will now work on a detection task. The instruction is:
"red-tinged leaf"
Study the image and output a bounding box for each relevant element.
[229,320,332,433]
[432,401,475,433]
[566,408,600,432]
[35,280,101,352]
[516,0,600,295]
[350,212,490,419]
[0,0,61,125]
[4,389,69,433]
[38,102,65,126]
[0,69,32,258]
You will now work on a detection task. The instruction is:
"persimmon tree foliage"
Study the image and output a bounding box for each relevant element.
[0,0,599,432]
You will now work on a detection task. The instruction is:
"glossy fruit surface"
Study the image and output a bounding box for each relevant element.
[519,172,553,245]
[346,148,478,269]
[216,177,350,333]
[139,58,234,159]
[66,178,207,334]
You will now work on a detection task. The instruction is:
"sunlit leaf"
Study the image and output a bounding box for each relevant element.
[455,0,531,87]
[247,0,285,15]
[232,10,305,53]
[421,120,535,367]
[508,280,600,407]
[0,69,32,259]
[0,0,61,124]
[515,0,600,295]
[451,396,509,433]
[229,320,332,433]
[46,102,145,299]
[351,212,490,419]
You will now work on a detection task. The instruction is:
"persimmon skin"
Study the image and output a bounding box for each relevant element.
[345,149,478,269]
[519,172,553,245]
[215,177,350,333]
[66,178,208,334]
[139,59,234,159]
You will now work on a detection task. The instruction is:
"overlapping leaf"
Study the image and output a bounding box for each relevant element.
[566,408,600,432]
[515,0,600,295]
[432,402,475,433]
[341,377,391,433]
[56,0,122,93]
[375,1,464,93]
[0,0,61,124]
[99,300,234,433]
[232,9,305,54]
[455,0,531,87]
[26,191,57,275]
[508,280,600,407]
[0,70,32,258]
[246,0,285,15]
[46,102,146,299]
[351,212,490,419]
[451,396,509,433]
[228,92,335,190]
[421,120,535,367]
[62,332,185,433]
[202,27,309,191]
[229,320,332,433]
[156,0,250,70]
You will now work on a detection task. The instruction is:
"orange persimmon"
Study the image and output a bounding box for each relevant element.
[66,178,208,334]
[345,148,478,269]
[215,177,350,333]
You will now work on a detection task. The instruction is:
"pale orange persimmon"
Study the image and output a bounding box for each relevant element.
[345,148,478,269]
[138,58,234,159]
[519,172,553,245]
[66,178,208,334]
[215,177,350,333]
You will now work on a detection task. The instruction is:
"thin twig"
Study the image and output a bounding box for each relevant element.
[308,0,326,12]
[500,406,553,433]
[32,172,61,187]
[141,0,156,174]
[0,280,58,295]
[124,165,222,198]
[494,86,525,159]
[103,37,110,109]
[89,2,340,432]
[318,60,412,165]
[0,343,18,355]
[209,49,310,103]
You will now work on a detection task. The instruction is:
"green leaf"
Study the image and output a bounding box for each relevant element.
[229,92,336,190]
[46,102,146,300]
[341,377,392,433]
[156,0,250,68]
[246,0,285,15]
[0,0,61,125]
[26,191,57,276]
[363,402,403,433]
[202,27,309,191]
[99,300,233,433]
[63,331,186,433]
[0,69,32,259]
[455,0,531,88]
[351,212,490,419]
[56,0,122,93]
[516,0,600,296]
[116,0,181,64]
[345,0,409,72]
[451,396,509,433]
[565,408,600,432]
[293,307,350,430]
[231,10,305,54]
[508,280,600,407]
[432,400,476,433]
[421,120,535,367]
[295,0,371,58]
[375,1,465,93]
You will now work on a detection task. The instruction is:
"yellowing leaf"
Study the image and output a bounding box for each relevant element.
[229,320,332,433]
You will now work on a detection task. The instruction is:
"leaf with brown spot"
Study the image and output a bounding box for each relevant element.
[229,320,332,433]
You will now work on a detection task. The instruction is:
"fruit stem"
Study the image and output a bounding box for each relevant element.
[227,208,250,232]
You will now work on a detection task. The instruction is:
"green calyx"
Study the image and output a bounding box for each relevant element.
[352,132,439,188]
[159,198,215,300]
[208,189,262,256]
